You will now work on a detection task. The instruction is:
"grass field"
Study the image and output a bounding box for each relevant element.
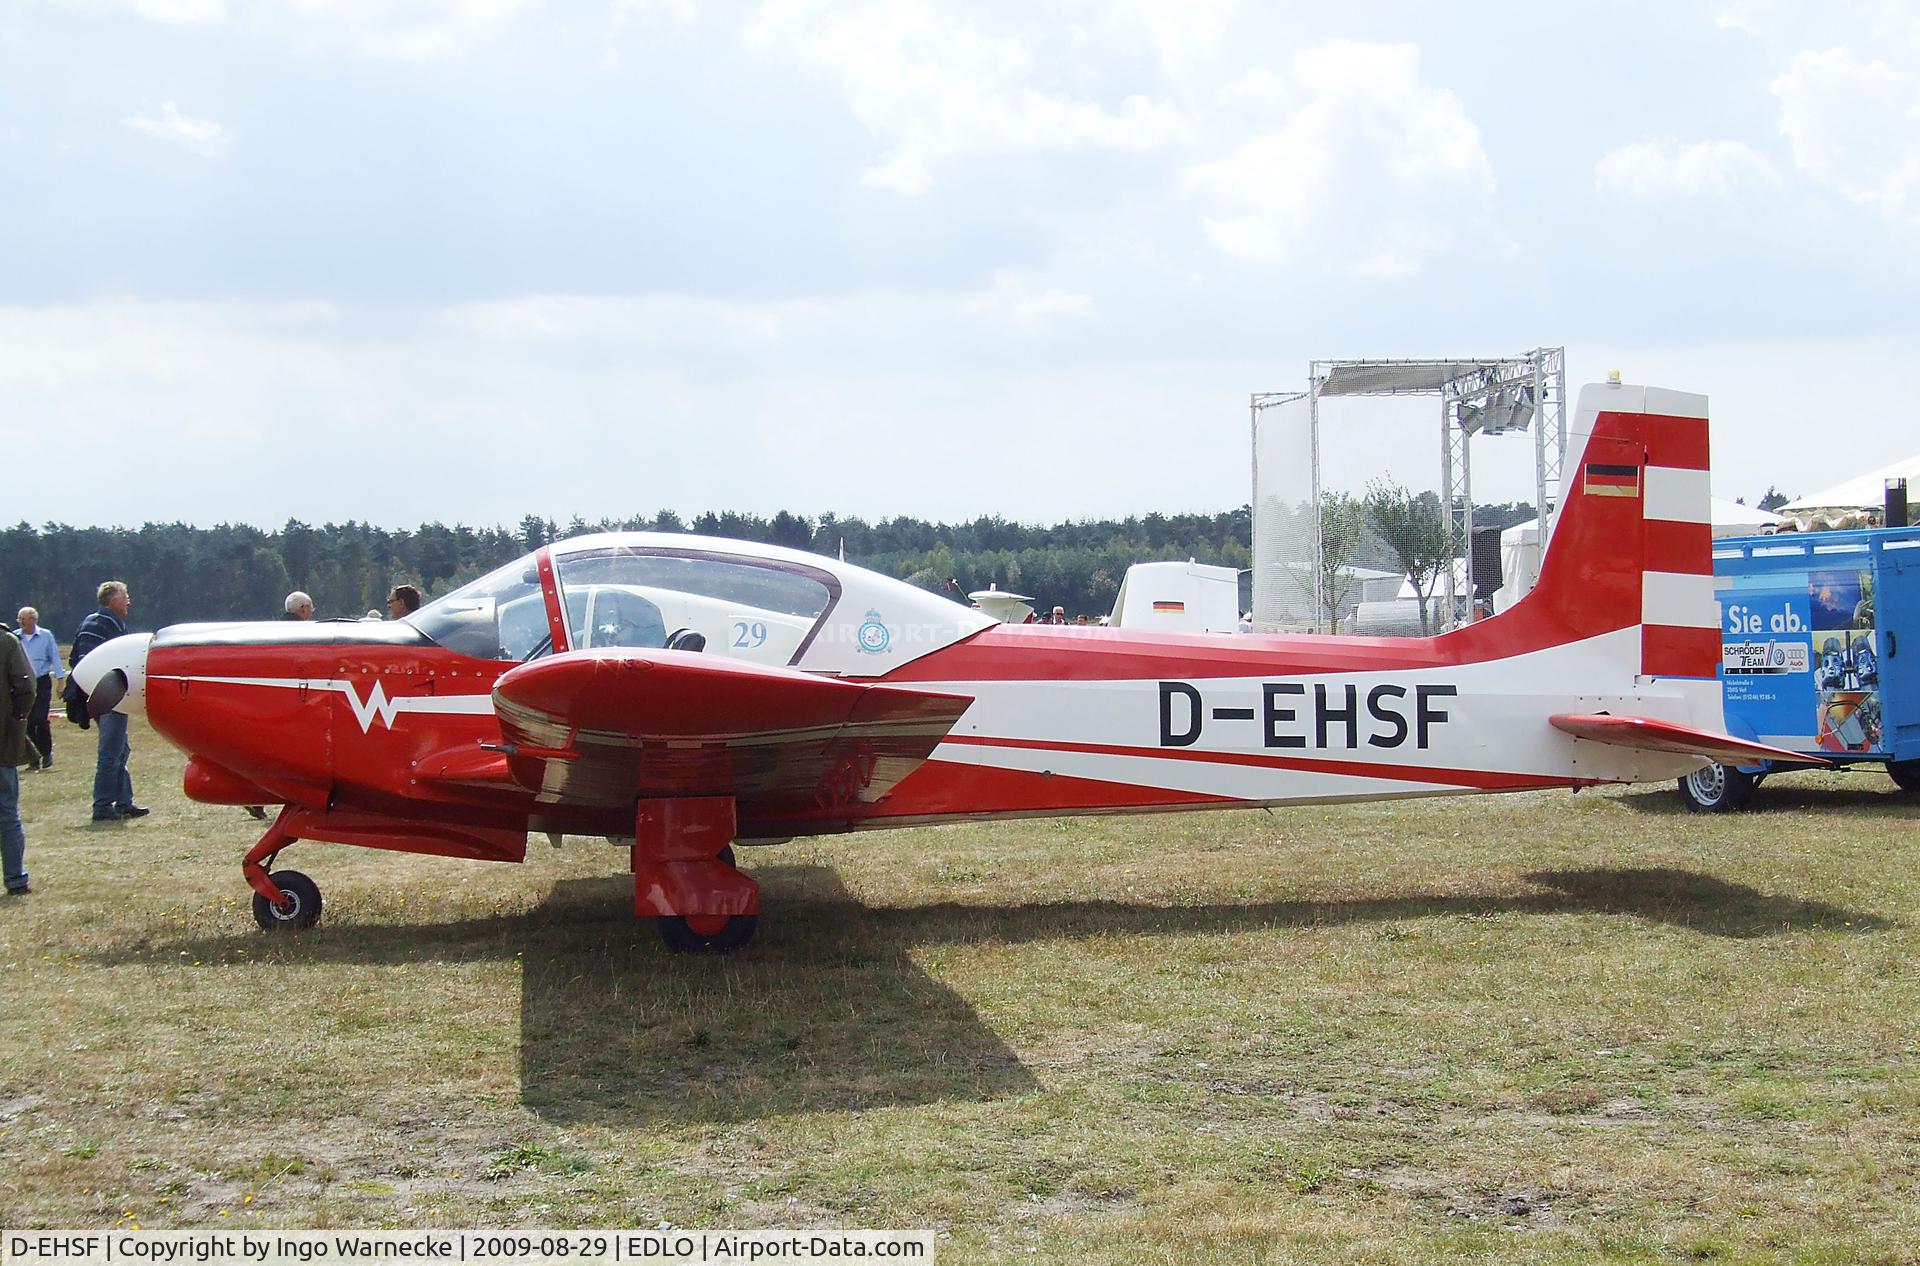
[2,717,1917,1263]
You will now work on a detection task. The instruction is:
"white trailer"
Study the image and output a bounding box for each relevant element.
[1108,560,1242,633]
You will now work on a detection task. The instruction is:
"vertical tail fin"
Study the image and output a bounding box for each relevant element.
[1494,382,1717,674]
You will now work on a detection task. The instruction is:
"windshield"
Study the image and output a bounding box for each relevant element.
[406,558,550,661]
[554,547,838,665]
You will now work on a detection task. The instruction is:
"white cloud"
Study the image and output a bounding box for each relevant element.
[1594,137,1781,199]
[0,300,345,449]
[603,0,700,68]
[127,0,225,22]
[52,0,228,24]
[0,295,1259,526]
[1706,1,1894,51]
[1567,335,1920,511]
[1713,3,1768,37]
[745,0,1191,195]
[452,281,1093,344]
[287,0,540,63]
[610,0,699,21]
[59,0,538,62]
[1216,66,1289,109]
[1867,0,1920,45]
[1183,41,1493,279]
[1097,0,1239,80]
[960,270,1094,330]
[123,101,232,157]
[1771,46,1920,222]
[447,293,829,344]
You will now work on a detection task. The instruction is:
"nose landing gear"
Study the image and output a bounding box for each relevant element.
[242,809,324,932]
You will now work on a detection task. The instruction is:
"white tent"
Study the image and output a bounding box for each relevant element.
[1707,496,1785,536]
[1781,452,1920,513]
[1493,497,1784,613]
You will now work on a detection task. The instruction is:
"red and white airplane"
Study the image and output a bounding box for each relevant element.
[74,382,1809,951]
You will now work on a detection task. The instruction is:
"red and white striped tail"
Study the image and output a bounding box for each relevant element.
[1505,382,1718,677]
[1622,386,1719,678]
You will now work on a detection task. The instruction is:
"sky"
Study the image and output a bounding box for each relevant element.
[3,0,1919,529]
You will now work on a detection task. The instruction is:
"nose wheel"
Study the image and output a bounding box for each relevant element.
[243,811,325,932]
[251,869,323,931]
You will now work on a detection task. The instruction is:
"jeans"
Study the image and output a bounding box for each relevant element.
[0,765,24,891]
[28,675,52,766]
[93,709,134,818]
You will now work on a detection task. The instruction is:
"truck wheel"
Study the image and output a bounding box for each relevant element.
[1889,760,1920,793]
[1678,763,1756,813]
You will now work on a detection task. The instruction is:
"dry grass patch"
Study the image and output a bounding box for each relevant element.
[1,719,1917,1261]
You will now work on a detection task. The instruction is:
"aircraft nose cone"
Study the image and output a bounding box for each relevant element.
[72,632,152,717]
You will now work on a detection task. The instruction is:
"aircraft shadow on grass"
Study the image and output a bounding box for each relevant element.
[89,861,1889,1125]
[1613,780,1920,816]
[512,866,1042,1126]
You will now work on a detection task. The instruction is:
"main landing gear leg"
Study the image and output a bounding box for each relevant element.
[244,808,323,931]
[632,796,758,954]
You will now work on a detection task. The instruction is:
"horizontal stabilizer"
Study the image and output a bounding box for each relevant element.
[1549,713,1826,768]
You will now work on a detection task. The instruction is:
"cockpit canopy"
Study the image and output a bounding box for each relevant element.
[405,532,992,675]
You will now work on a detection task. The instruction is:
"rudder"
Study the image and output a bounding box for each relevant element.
[1499,381,1717,674]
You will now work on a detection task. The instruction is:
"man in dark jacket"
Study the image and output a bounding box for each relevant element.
[1,623,32,893]
[73,581,147,823]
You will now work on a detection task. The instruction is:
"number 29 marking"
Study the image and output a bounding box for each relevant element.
[733,621,768,648]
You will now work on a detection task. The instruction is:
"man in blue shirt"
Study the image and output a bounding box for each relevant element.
[15,606,64,772]
[72,581,147,823]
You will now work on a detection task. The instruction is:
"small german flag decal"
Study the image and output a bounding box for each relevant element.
[1152,600,1186,612]
[1584,463,1641,497]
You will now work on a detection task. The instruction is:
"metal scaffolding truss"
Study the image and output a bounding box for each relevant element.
[1251,349,1567,632]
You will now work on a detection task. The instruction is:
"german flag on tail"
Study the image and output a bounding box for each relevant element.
[1583,463,1641,497]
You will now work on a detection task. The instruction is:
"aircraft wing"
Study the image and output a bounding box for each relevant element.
[1549,714,1826,768]
[490,649,973,820]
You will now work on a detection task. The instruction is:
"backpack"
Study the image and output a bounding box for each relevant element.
[63,676,90,730]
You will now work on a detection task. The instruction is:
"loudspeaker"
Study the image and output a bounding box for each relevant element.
[1471,527,1504,598]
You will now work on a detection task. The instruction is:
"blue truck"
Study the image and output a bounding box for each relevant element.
[1679,523,1920,810]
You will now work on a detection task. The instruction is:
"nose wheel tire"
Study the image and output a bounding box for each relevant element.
[657,913,758,954]
[252,870,323,931]
[1677,762,1756,813]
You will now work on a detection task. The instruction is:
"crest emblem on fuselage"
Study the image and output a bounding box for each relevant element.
[856,610,891,654]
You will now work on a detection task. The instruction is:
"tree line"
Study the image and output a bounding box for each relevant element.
[0,510,1261,638]
[1,495,1550,640]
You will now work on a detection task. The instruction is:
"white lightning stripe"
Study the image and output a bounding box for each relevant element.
[931,742,1458,803]
[156,675,495,733]
[1644,466,1710,524]
[1642,572,1719,629]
